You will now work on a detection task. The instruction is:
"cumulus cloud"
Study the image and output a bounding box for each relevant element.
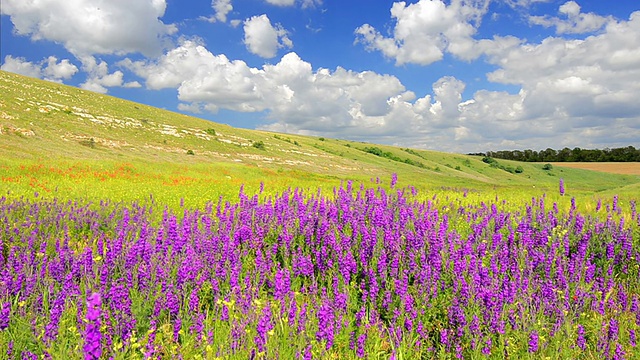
[203,0,233,23]
[301,0,323,8]
[243,15,293,58]
[485,12,640,120]
[348,1,640,150]
[122,41,409,121]
[355,0,491,65]
[264,0,322,8]
[78,56,129,94]
[503,0,553,8]
[121,8,640,153]
[1,56,43,78]
[529,1,612,34]
[1,55,78,82]
[1,0,177,57]
[43,56,78,81]
[265,0,295,6]
[122,41,469,141]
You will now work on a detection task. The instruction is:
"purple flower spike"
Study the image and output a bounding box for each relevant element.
[559,178,565,196]
[356,332,367,358]
[576,324,586,350]
[528,331,539,353]
[83,293,102,360]
[0,302,10,330]
[255,305,273,353]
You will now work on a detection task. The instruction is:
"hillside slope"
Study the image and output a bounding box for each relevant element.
[1,70,638,200]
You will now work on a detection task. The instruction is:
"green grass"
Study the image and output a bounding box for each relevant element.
[1,69,639,207]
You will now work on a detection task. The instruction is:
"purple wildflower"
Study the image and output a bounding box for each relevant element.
[559,178,565,196]
[528,331,539,353]
[0,302,10,330]
[6,340,12,358]
[303,345,312,360]
[577,324,586,350]
[614,343,625,360]
[356,332,367,358]
[83,293,102,360]
[316,301,336,350]
[21,350,38,360]
[482,337,492,355]
[440,328,450,349]
[255,305,273,353]
[608,319,619,343]
[173,318,182,343]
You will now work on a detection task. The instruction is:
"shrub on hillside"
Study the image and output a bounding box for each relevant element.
[252,141,265,150]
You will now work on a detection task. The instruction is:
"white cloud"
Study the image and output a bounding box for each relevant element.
[529,1,611,34]
[121,22,640,152]
[265,0,295,6]
[123,81,142,88]
[1,55,78,82]
[301,0,322,8]
[208,0,233,23]
[484,12,640,120]
[263,0,322,8]
[503,0,553,8]
[348,1,640,151]
[178,103,203,114]
[1,0,177,57]
[122,41,408,121]
[43,56,78,81]
[243,15,293,58]
[79,56,125,94]
[1,56,43,78]
[122,41,266,112]
[355,0,491,65]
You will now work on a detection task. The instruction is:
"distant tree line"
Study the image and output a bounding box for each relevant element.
[468,146,640,162]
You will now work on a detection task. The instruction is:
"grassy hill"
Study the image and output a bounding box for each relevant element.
[1,69,638,205]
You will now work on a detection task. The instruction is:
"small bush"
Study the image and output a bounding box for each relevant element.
[80,138,96,149]
[319,137,325,141]
[482,156,497,165]
[542,163,553,171]
[186,149,195,155]
[252,141,265,150]
[364,147,384,157]
[515,166,524,174]
[455,166,461,171]
[205,128,216,136]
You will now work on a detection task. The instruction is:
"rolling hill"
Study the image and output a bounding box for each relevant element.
[1,69,638,202]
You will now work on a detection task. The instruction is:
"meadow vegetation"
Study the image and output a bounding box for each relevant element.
[1,70,639,359]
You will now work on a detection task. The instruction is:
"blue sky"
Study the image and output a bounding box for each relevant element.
[2,0,639,152]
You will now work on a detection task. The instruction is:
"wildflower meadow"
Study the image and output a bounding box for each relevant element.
[0,177,638,359]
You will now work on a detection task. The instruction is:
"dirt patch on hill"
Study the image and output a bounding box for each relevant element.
[551,162,640,175]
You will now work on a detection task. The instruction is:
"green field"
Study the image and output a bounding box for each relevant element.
[1,70,639,359]
[1,70,638,207]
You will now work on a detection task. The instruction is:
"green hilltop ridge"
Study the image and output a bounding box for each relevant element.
[1,69,638,203]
